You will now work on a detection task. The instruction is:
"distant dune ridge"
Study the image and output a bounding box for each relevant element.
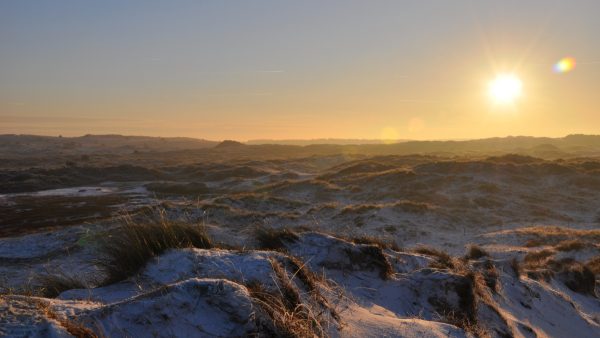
[2,134,600,161]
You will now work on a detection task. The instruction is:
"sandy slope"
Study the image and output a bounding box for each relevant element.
[1,230,598,337]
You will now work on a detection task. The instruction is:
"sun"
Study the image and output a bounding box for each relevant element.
[488,74,522,104]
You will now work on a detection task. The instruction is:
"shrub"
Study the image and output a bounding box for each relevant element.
[98,215,212,284]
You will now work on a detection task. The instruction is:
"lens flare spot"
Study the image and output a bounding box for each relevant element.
[554,57,576,73]
[380,127,399,144]
[408,117,425,133]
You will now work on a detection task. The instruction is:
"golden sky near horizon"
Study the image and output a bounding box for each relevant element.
[1,1,599,141]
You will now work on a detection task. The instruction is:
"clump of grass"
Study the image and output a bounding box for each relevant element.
[554,239,587,252]
[523,249,555,265]
[339,204,380,215]
[270,258,302,310]
[349,235,400,251]
[510,258,521,278]
[548,259,596,295]
[464,245,489,260]
[246,258,329,337]
[36,272,88,298]
[343,245,394,280]
[522,249,556,281]
[414,246,455,270]
[454,272,478,327]
[255,227,299,251]
[479,260,499,292]
[516,226,600,247]
[36,300,97,338]
[524,239,545,248]
[428,272,481,335]
[586,256,600,275]
[98,214,212,284]
[285,256,340,321]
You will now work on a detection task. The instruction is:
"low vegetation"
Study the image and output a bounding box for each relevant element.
[523,249,555,265]
[586,256,600,276]
[98,213,213,284]
[36,272,88,298]
[517,226,600,247]
[36,300,97,338]
[348,235,400,251]
[554,239,587,252]
[246,258,331,338]
[414,246,455,270]
[464,245,489,260]
[255,227,299,251]
[548,259,596,295]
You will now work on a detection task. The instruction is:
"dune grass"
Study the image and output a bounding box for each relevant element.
[464,245,489,260]
[246,257,330,338]
[36,272,88,298]
[98,213,213,284]
[255,227,299,251]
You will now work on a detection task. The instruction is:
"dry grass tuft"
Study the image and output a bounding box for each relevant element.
[349,235,401,251]
[414,246,455,270]
[36,272,87,298]
[523,249,555,265]
[98,213,212,284]
[428,272,482,336]
[479,260,499,292]
[464,245,489,260]
[554,239,587,252]
[548,259,596,295]
[344,245,394,280]
[36,300,97,338]
[284,256,340,321]
[339,204,380,215]
[517,226,600,247]
[524,239,545,247]
[510,258,521,278]
[255,227,299,251]
[339,200,429,216]
[586,256,600,276]
[246,257,330,337]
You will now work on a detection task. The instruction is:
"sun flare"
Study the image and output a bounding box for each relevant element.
[488,74,522,104]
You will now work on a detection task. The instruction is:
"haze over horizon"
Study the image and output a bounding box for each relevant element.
[2,1,600,140]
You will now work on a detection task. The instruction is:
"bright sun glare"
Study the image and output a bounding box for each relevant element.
[488,74,522,104]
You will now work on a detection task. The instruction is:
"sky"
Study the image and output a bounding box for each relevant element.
[1,0,599,141]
